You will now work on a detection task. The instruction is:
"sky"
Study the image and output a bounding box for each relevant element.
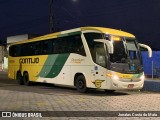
[0,0,160,50]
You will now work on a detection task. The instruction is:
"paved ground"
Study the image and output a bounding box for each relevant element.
[143,79,160,92]
[0,71,160,120]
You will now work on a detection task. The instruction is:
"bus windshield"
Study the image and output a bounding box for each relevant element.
[84,32,143,74]
[110,38,141,63]
[109,37,143,74]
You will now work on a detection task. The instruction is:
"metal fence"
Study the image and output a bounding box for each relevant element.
[152,61,160,78]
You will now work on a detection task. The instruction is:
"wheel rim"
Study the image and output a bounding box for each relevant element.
[78,80,84,89]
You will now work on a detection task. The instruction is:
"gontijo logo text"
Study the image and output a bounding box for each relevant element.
[19,58,39,64]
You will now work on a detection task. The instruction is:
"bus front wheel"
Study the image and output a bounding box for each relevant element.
[75,75,87,93]
[23,72,31,86]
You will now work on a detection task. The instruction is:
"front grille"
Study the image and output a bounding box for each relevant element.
[120,78,141,82]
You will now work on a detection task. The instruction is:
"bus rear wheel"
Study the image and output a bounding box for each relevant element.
[23,72,31,86]
[75,75,87,93]
[16,71,24,85]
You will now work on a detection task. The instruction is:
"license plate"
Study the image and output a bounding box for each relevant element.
[128,84,134,88]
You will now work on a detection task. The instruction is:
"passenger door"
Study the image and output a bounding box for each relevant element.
[93,44,107,88]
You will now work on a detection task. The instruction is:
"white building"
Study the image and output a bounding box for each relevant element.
[0,45,4,70]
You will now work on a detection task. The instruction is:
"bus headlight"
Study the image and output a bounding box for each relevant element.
[107,73,120,80]
[140,75,145,81]
[112,75,119,80]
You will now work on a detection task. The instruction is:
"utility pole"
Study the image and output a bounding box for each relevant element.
[50,0,54,33]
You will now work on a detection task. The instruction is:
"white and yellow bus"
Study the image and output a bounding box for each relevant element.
[8,27,152,93]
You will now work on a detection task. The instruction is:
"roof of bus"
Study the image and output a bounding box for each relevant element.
[81,27,135,37]
[10,26,135,45]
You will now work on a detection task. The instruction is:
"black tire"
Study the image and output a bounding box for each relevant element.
[75,75,87,93]
[16,72,24,85]
[23,72,31,86]
[105,90,115,93]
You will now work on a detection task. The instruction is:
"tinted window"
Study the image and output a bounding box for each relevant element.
[84,33,104,60]
[9,33,86,57]
[41,40,53,54]
[84,33,108,67]
[54,34,86,56]
[9,45,16,57]
[9,45,21,57]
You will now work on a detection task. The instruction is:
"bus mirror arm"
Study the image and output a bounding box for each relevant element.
[94,39,114,54]
[139,43,152,58]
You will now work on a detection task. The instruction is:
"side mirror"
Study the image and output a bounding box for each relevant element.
[139,43,152,57]
[94,39,114,54]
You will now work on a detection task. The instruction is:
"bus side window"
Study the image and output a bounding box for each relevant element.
[67,34,86,56]
[53,34,85,55]
[48,40,53,54]
[95,44,106,67]
[40,40,51,54]
[34,42,41,55]
[16,45,21,56]
[28,43,34,56]
[21,44,27,56]
[9,45,16,57]
[11,44,23,57]
[25,43,31,56]
[54,39,62,54]
[52,40,56,54]
[42,41,49,54]
[74,35,85,56]
[60,38,68,53]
